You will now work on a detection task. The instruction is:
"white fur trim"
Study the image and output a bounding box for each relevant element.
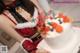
[16,8,38,29]
[32,8,38,19]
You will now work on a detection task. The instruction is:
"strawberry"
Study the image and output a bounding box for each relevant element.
[51,22,58,28]
[63,16,70,23]
[55,25,63,33]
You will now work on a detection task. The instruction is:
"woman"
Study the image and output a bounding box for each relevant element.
[0,0,49,53]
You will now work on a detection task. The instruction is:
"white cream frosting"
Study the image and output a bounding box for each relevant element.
[45,13,71,38]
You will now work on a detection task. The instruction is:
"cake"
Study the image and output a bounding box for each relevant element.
[37,13,79,53]
[43,13,71,38]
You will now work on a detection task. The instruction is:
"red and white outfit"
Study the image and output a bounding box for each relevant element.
[3,6,43,53]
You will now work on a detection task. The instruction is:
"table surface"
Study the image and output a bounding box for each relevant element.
[37,27,80,53]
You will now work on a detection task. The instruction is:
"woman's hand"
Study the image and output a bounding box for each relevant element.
[36,49,49,53]
[38,8,45,16]
[38,8,46,20]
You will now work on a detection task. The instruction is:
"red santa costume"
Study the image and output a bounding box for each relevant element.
[2,0,44,53]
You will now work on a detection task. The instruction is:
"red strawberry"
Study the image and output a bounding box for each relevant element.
[51,22,58,28]
[63,16,70,23]
[55,25,63,33]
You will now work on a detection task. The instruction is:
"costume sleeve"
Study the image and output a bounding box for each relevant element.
[21,38,37,53]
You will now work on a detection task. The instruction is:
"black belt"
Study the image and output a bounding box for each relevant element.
[31,32,41,42]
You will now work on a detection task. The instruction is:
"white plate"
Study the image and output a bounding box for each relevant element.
[37,27,80,53]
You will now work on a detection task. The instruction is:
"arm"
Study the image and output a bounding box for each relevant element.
[0,15,24,42]
[0,15,49,53]
[0,15,36,53]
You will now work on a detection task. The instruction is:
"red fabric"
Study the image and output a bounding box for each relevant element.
[16,15,45,37]
[3,3,44,52]
[16,27,37,37]
[22,40,37,53]
[31,50,36,53]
